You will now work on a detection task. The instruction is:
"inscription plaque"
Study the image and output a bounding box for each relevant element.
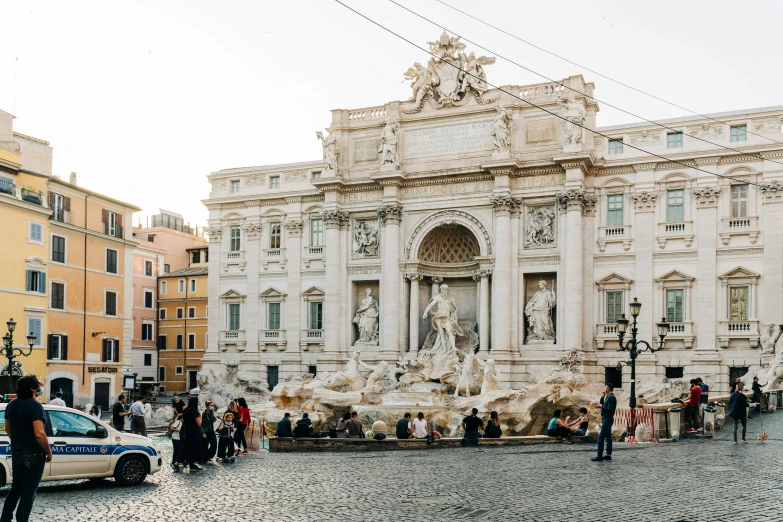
[404,121,493,159]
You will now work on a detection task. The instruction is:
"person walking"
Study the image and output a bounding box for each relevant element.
[592,383,616,462]
[728,382,750,444]
[395,413,413,439]
[49,392,66,407]
[684,379,702,433]
[484,411,502,438]
[216,412,236,463]
[413,412,429,439]
[234,398,250,455]
[751,376,762,418]
[130,397,148,438]
[460,408,483,447]
[111,394,129,432]
[202,400,218,462]
[181,396,204,472]
[275,412,293,437]
[0,375,53,522]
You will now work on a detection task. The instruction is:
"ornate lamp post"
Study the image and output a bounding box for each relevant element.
[615,298,669,438]
[1,319,37,396]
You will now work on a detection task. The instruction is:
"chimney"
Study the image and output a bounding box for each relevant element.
[69,172,77,185]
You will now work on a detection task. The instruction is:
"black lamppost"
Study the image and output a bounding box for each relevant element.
[1,319,37,396]
[615,298,670,437]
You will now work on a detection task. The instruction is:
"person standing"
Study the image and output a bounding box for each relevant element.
[729,377,742,394]
[395,413,413,439]
[697,377,709,407]
[130,397,148,438]
[49,392,66,407]
[201,401,218,462]
[460,408,483,447]
[0,375,53,522]
[172,396,184,415]
[728,382,750,444]
[751,376,762,418]
[181,396,204,472]
[112,394,129,432]
[592,383,616,462]
[275,412,293,437]
[684,379,702,433]
[234,398,250,455]
[169,412,184,471]
[216,412,236,463]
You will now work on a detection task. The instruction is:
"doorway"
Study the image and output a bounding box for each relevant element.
[94,382,110,410]
[50,378,74,407]
[188,371,198,391]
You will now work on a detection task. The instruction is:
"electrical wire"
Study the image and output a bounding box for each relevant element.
[332,0,771,189]
[388,0,783,168]
[433,0,783,147]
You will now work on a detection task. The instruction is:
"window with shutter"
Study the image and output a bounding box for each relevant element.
[188,334,195,350]
[62,335,68,360]
[228,303,240,330]
[48,335,63,360]
[144,354,152,366]
[51,282,65,309]
[606,195,623,227]
[144,290,153,308]
[159,366,166,381]
[27,318,42,347]
[176,335,183,350]
[666,289,684,322]
[106,249,118,274]
[230,226,241,252]
[145,261,152,276]
[268,302,281,330]
[52,235,66,263]
[309,302,323,330]
[731,184,748,218]
[269,222,281,248]
[158,335,167,350]
[667,189,685,223]
[105,291,117,316]
[606,291,623,324]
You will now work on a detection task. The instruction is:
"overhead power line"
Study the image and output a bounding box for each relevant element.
[388,0,783,168]
[434,0,783,147]
[332,0,770,189]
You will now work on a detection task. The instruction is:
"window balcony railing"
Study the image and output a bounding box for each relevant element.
[0,178,14,196]
[260,329,286,341]
[663,321,695,348]
[261,248,287,270]
[51,209,74,224]
[718,319,760,348]
[303,245,324,268]
[303,329,323,340]
[594,323,619,349]
[224,250,245,262]
[220,330,245,342]
[597,225,633,252]
[656,221,694,249]
[103,223,123,239]
[719,216,759,245]
[21,188,43,206]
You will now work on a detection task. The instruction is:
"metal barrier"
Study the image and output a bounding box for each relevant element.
[615,407,657,444]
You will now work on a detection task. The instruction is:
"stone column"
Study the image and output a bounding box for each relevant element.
[490,197,515,354]
[510,206,521,350]
[430,276,442,299]
[761,181,783,349]
[694,186,723,351]
[631,189,658,345]
[407,274,423,355]
[378,205,403,358]
[556,189,589,351]
[321,210,349,355]
[283,219,303,358]
[242,220,262,358]
[478,269,491,353]
[204,224,223,363]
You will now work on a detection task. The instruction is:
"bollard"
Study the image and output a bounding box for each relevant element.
[702,407,716,436]
[667,407,682,440]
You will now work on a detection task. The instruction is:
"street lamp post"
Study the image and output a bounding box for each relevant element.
[615,298,670,439]
[1,318,37,396]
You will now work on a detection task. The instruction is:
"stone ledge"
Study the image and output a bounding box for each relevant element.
[269,435,589,452]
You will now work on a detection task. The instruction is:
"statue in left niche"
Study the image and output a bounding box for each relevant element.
[316,129,339,172]
[353,288,380,345]
[378,118,400,168]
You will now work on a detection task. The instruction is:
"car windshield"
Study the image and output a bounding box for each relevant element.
[0,411,5,435]
[48,410,101,437]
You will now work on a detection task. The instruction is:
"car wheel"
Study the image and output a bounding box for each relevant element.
[114,455,148,486]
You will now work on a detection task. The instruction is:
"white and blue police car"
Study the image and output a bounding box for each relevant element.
[0,403,162,486]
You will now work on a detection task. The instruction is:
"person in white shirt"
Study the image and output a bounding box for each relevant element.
[49,392,66,407]
[413,412,429,439]
[129,397,148,437]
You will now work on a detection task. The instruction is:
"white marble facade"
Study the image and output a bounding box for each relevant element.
[203,34,783,394]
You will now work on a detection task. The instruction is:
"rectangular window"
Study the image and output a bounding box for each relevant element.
[231,180,240,193]
[312,171,321,179]
[175,366,183,375]
[48,334,64,360]
[665,367,684,379]
[106,249,118,274]
[178,280,185,293]
[608,138,623,154]
[228,303,240,330]
[147,235,155,242]
[730,125,747,142]
[141,323,153,341]
[188,307,196,318]
[101,339,118,362]
[268,302,281,330]
[192,251,200,264]
[269,222,282,248]
[310,218,324,246]
[105,291,117,316]
[190,279,196,292]
[666,189,685,223]
[606,194,623,227]
[270,176,280,189]
[144,290,153,308]
[667,132,683,148]
[26,270,46,293]
[159,308,166,320]
[267,365,279,391]
[159,366,166,381]
[606,291,623,324]
[27,318,42,347]
[28,222,43,243]
[730,286,749,321]
[51,193,65,222]
[176,308,183,319]
[106,211,117,237]
[309,301,323,330]
[144,354,152,366]
[158,335,167,350]
[176,334,183,350]
[731,184,748,218]
[605,367,622,389]
[145,261,153,276]
[666,289,684,322]
[230,226,241,252]
[161,281,167,294]
[164,264,170,273]
[188,333,195,350]
[51,282,65,310]
[51,235,65,263]
[308,365,317,376]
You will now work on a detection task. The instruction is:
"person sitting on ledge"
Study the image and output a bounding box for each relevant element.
[275,412,292,437]
[371,419,387,440]
[396,412,413,439]
[546,409,571,439]
[567,408,589,437]
[484,411,502,438]
[293,412,314,438]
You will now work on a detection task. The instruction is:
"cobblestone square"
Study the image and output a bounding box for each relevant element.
[13,411,783,522]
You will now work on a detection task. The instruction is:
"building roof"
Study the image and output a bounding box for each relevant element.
[49,177,142,211]
[162,266,209,278]
[597,106,783,132]
[186,246,209,252]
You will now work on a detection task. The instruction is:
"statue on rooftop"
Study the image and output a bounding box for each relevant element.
[316,129,339,172]
[378,118,400,168]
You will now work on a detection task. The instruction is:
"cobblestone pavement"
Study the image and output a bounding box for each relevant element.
[11,411,783,522]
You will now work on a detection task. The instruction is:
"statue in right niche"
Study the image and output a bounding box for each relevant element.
[525,280,556,342]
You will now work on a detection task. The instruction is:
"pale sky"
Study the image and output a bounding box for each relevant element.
[2,0,781,226]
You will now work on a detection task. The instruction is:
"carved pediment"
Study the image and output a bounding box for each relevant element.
[220,289,247,299]
[596,272,634,287]
[260,287,287,298]
[655,269,695,283]
[301,286,325,297]
[718,266,760,281]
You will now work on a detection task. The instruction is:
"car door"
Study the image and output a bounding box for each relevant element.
[47,409,112,477]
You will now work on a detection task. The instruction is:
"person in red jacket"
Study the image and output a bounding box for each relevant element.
[235,397,251,454]
[684,379,702,433]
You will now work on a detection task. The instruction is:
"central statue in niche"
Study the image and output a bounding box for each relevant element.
[525,280,557,342]
[353,288,379,345]
[423,284,464,352]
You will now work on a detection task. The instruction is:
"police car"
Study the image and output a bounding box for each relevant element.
[0,404,161,486]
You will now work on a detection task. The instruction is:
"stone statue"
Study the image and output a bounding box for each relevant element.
[352,220,379,257]
[525,206,556,247]
[559,96,585,147]
[525,280,557,342]
[362,360,388,393]
[490,104,511,153]
[459,52,495,95]
[353,288,379,345]
[316,129,339,172]
[403,62,434,109]
[454,352,480,398]
[477,358,500,395]
[378,118,400,168]
[327,352,366,391]
[423,284,464,353]
[761,324,783,355]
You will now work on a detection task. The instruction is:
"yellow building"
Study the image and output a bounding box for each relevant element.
[158,245,209,393]
[0,109,54,393]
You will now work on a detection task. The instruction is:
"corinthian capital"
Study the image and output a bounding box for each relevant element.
[760,180,783,203]
[631,191,658,212]
[284,219,304,237]
[490,196,519,216]
[377,204,403,225]
[320,210,350,229]
[693,187,722,208]
[556,189,588,211]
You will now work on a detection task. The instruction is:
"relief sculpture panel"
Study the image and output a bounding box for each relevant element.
[523,204,557,249]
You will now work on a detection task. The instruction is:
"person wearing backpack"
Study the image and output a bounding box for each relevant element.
[216,412,237,463]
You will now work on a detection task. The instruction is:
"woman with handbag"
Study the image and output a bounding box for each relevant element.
[235,398,251,455]
[181,396,205,472]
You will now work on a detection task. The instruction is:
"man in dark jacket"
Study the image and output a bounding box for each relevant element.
[592,383,616,462]
[275,413,293,437]
[751,376,762,417]
[292,413,313,438]
[728,382,750,443]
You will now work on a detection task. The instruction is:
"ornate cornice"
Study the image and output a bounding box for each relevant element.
[694,156,721,166]
[377,204,403,225]
[518,255,560,266]
[717,247,764,256]
[347,265,381,275]
[405,273,425,282]
[594,254,634,264]
[556,189,592,212]
[320,210,350,229]
[631,191,658,213]
[632,163,658,173]
[693,186,722,208]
